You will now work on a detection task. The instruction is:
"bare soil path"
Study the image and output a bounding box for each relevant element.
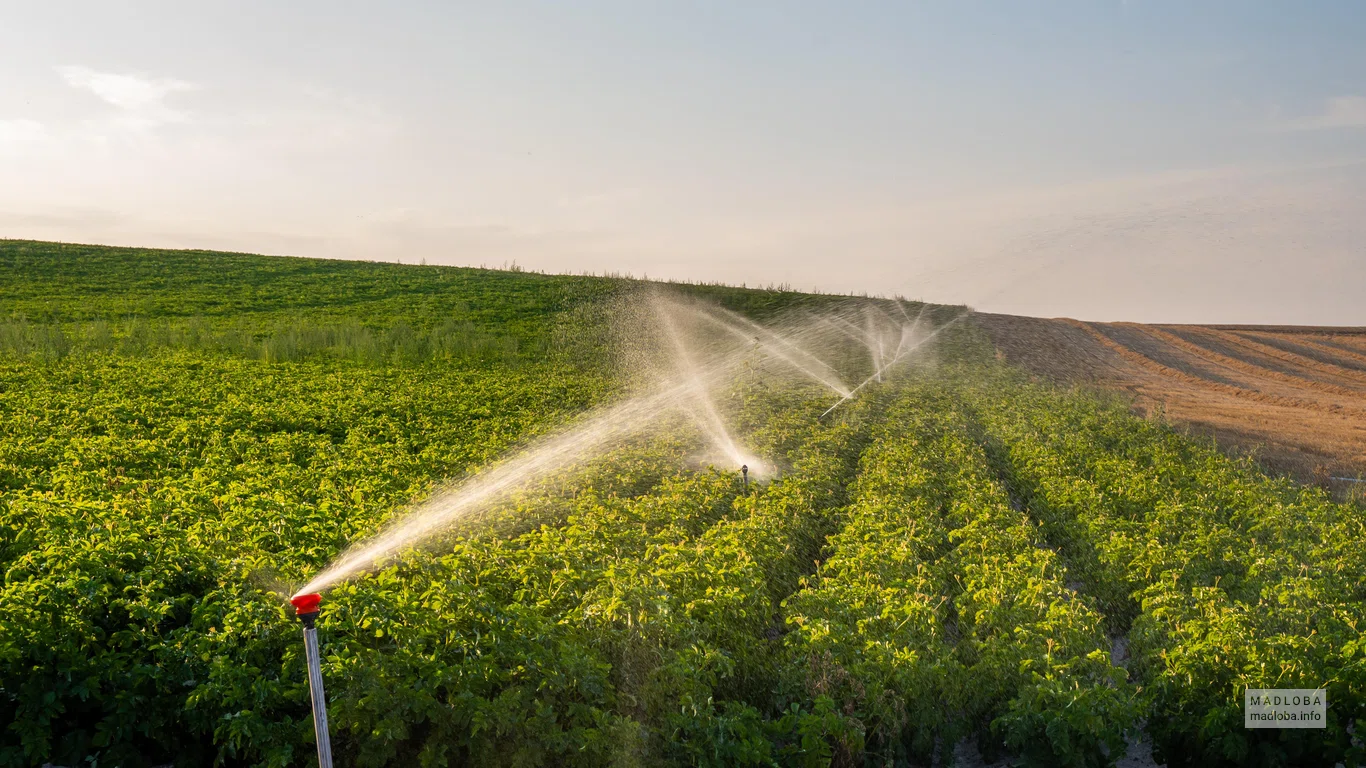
[975,313,1366,494]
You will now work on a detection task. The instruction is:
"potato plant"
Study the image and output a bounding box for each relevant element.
[785,382,1135,768]
[966,371,1365,767]
[2,241,1362,767]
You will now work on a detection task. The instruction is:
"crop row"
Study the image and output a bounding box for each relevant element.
[783,381,1132,767]
[0,352,617,766]
[288,379,875,767]
[8,339,1362,767]
[0,344,873,766]
[963,370,1366,767]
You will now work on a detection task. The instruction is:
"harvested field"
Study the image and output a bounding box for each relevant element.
[976,313,1366,494]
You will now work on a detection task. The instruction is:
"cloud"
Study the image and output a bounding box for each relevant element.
[0,119,45,143]
[57,65,197,127]
[1279,95,1366,131]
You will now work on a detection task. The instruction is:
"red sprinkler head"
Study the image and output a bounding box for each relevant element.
[292,593,322,626]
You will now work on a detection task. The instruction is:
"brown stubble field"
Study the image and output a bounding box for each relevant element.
[975,313,1366,498]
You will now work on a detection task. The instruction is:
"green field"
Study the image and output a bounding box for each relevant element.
[1,240,1362,768]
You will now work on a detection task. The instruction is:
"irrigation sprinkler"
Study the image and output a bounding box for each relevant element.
[291,593,334,768]
[741,464,749,490]
[819,311,970,420]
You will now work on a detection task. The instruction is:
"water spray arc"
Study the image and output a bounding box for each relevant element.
[291,593,333,768]
[820,311,969,419]
[816,315,867,346]
[297,377,717,595]
[864,309,889,382]
[685,305,852,398]
[655,301,760,474]
[814,305,908,385]
[294,294,962,597]
[295,337,768,595]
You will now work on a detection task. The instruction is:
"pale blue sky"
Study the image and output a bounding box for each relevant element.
[2,1,1364,322]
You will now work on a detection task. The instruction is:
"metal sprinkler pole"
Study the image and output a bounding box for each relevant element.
[741,464,748,491]
[291,593,334,768]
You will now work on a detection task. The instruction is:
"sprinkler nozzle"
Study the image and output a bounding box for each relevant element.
[292,593,322,626]
[741,464,749,489]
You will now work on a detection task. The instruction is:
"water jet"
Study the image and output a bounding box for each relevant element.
[820,311,969,419]
[294,295,954,595]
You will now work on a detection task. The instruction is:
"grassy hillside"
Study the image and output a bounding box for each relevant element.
[0,240,1361,768]
[0,240,870,367]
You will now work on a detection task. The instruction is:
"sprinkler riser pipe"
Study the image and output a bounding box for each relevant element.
[302,622,334,768]
[292,593,333,768]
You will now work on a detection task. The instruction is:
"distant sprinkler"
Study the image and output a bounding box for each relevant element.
[741,464,749,490]
[291,593,334,768]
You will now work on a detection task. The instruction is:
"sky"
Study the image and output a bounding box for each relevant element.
[2,1,1364,324]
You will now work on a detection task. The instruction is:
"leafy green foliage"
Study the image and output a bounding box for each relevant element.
[1,240,1359,766]
[965,369,1366,768]
[785,382,1136,767]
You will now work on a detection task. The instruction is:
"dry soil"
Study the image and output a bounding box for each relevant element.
[975,313,1366,497]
